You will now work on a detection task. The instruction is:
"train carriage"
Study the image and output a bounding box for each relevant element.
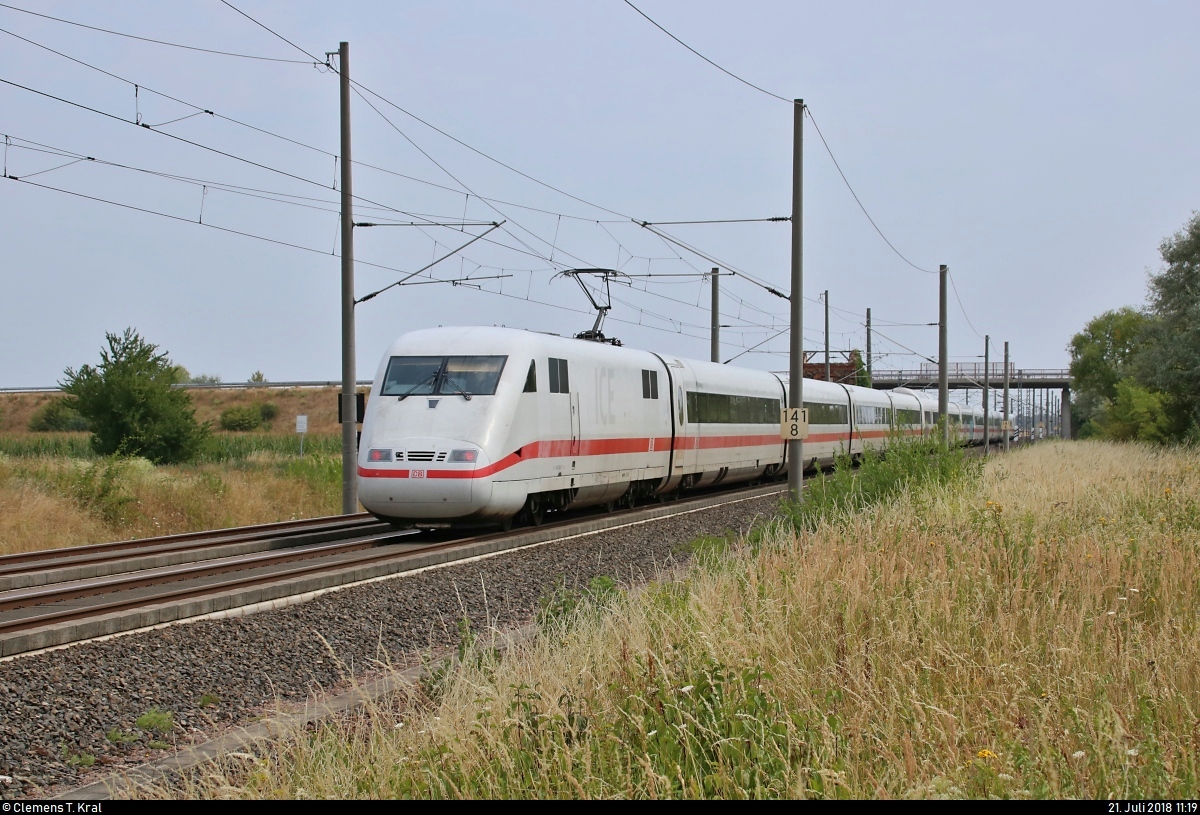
[358,326,983,527]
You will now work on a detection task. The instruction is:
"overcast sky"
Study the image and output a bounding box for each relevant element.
[2,0,1197,388]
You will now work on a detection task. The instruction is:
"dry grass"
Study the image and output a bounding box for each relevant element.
[0,452,345,555]
[153,440,1200,799]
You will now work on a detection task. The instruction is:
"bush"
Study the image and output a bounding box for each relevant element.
[219,405,263,432]
[28,398,90,432]
[62,329,209,464]
[258,401,279,422]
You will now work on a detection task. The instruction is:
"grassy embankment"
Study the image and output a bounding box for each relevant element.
[0,388,353,556]
[147,439,1200,799]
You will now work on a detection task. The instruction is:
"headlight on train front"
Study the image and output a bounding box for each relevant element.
[448,449,478,462]
[367,448,393,462]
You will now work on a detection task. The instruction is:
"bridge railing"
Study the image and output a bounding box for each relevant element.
[874,368,1070,382]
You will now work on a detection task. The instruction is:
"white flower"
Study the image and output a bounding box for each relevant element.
[1072,751,1085,759]
[1127,748,1139,757]
[680,685,694,694]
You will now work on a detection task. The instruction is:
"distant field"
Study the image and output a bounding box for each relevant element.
[0,433,347,556]
[0,386,367,555]
[163,440,1200,799]
[0,386,366,437]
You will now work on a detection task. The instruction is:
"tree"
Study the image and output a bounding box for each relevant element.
[62,328,209,464]
[1135,212,1200,429]
[1093,380,1180,445]
[1068,307,1151,404]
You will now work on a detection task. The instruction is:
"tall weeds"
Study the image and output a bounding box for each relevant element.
[148,441,1200,799]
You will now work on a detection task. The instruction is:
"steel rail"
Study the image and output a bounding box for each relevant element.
[0,483,784,637]
[0,513,376,573]
[0,530,421,612]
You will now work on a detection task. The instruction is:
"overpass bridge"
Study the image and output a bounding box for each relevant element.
[865,364,1073,439]
[869,365,1071,390]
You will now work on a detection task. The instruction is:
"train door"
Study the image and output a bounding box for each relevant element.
[570,391,580,456]
[672,362,700,475]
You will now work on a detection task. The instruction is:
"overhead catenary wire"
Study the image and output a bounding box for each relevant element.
[0,2,312,63]
[4,172,736,345]
[17,3,942,360]
[803,108,938,276]
[617,0,947,287]
[211,1,805,327]
[947,269,985,339]
[216,0,324,64]
[620,0,791,104]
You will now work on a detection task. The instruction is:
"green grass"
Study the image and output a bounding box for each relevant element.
[136,707,174,735]
[0,431,342,463]
[0,433,94,458]
[784,432,983,532]
[196,432,342,463]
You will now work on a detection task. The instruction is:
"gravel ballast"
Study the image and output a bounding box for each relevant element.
[0,493,784,798]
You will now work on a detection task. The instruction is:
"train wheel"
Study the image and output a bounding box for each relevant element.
[523,494,545,527]
[499,515,514,532]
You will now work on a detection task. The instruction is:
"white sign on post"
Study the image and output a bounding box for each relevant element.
[780,407,809,440]
[296,414,308,458]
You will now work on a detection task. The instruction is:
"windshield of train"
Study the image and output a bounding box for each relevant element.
[443,356,507,394]
[380,355,508,396]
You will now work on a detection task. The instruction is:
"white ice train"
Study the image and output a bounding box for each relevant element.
[357,327,997,526]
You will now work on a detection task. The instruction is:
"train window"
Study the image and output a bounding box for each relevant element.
[548,358,569,394]
[641,369,659,399]
[380,356,443,397]
[925,411,935,424]
[685,392,779,424]
[443,356,507,395]
[380,355,508,397]
[895,408,921,426]
[523,360,537,393]
[804,401,849,425]
[854,405,891,425]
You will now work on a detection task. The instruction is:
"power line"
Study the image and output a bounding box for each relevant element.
[0,77,480,232]
[638,216,789,225]
[615,3,939,282]
[947,269,985,339]
[620,0,791,104]
[0,2,312,63]
[217,0,804,316]
[216,0,323,64]
[803,107,938,276]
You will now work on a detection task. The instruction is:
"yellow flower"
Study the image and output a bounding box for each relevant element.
[977,749,997,759]
[1165,488,1172,496]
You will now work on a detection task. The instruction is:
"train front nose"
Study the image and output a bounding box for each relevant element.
[357,438,493,519]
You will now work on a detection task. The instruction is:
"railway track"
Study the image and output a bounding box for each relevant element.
[0,442,1013,660]
[0,480,788,659]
